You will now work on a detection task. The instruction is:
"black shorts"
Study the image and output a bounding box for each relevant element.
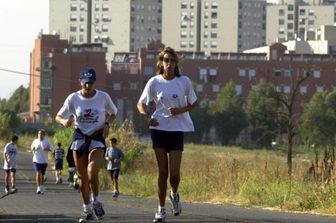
[55,159,63,170]
[4,168,16,173]
[150,129,184,151]
[109,169,120,180]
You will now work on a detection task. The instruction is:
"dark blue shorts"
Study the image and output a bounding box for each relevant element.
[34,163,48,175]
[4,168,16,173]
[150,129,184,151]
[55,159,63,170]
[109,169,120,180]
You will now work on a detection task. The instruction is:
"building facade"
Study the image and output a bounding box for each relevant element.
[266,0,335,44]
[108,42,336,129]
[162,0,267,53]
[29,34,107,123]
[30,36,336,128]
[49,0,162,64]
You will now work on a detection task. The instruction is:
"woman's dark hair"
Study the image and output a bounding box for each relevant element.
[156,47,181,77]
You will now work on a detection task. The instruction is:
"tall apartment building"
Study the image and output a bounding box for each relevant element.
[49,0,162,64]
[266,0,335,44]
[162,0,267,53]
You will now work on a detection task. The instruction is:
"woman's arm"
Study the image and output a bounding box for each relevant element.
[168,100,198,116]
[137,102,159,126]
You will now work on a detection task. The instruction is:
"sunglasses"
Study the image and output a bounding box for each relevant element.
[162,57,175,63]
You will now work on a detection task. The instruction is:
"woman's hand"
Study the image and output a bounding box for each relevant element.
[102,123,109,138]
[168,107,182,116]
[148,118,159,126]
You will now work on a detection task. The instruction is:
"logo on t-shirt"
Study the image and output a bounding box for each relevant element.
[77,108,99,123]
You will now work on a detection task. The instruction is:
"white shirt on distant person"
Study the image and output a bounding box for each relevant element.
[31,138,54,164]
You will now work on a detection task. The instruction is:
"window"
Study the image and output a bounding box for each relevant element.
[129,83,138,90]
[288,14,294,20]
[274,69,281,76]
[210,41,217,48]
[70,14,77,22]
[143,66,154,75]
[211,21,217,28]
[239,69,246,77]
[299,9,306,16]
[180,31,187,38]
[211,12,218,19]
[284,86,291,93]
[316,86,324,93]
[284,69,291,77]
[279,9,285,16]
[313,70,320,78]
[70,4,77,11]
[212,84,220,92]
[181,2,187,9]
[211,31,217,38]
[200,68,207,82]
[70,25,77,32]
[300,85,307,94]
[209,68,217,81]
[248,69,256,77]
[235,85,242,95]
[102,24,108,32]
[102,3,109,11]
[196,84,203,92]
[180,41,187,48]
[113,83,121,91]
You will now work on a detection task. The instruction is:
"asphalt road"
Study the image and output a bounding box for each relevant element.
[0,151,336,223]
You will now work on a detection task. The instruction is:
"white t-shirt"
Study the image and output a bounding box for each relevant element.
[3,143,17,169]
[57,90,117,136]
[31,138,54,164]
[138,75,197,132]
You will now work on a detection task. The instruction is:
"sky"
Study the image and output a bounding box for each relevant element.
[0,0,278,100]
[0,0,49,99]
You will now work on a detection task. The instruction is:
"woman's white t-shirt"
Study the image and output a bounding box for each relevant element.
[57,90,117,136]
[138,75,197,132]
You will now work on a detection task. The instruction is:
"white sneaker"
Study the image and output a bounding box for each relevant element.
[169,191,182,216]
[154,206,166,222]
[40,185,45,194]
[36,187,41,194]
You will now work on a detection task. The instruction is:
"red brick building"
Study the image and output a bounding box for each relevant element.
[30,36,336,127]
[108,42,336,127]
[29,34,107,123]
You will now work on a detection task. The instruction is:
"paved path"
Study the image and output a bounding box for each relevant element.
[1,151,336,223]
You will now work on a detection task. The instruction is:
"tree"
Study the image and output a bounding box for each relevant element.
[210,81,247,145]
[275,69,309,176]
[187,100,212,143]
[246,79,282,147]
[0,110,20,137]
[299,90,336,183]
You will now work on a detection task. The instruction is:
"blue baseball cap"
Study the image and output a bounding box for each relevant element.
[79,67,96,83]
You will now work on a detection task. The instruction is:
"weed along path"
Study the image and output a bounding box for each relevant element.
[0,151,335,223]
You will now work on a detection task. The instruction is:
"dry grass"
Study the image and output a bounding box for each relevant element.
[112,143,336,215]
